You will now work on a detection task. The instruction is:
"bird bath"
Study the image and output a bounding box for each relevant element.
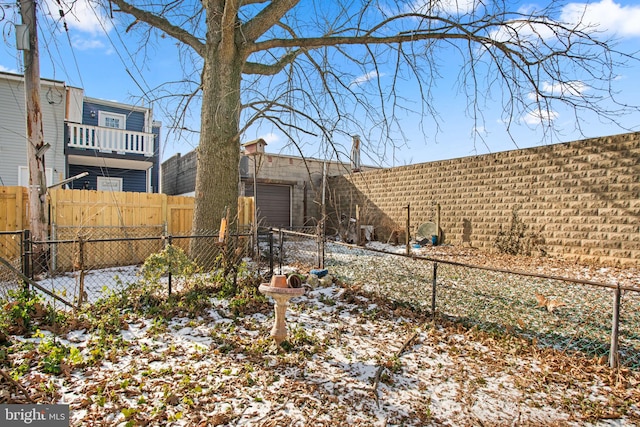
[259,275,304,345]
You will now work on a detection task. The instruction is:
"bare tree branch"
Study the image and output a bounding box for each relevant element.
[244,48,305,75]
[241,0,300,43]
[110,0,205,55]
[95,0,639,242]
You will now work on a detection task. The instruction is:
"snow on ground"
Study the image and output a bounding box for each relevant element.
[4,278,639,426]
[3,242,639,426]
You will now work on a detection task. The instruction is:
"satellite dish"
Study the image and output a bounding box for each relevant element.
[416,222,438,240]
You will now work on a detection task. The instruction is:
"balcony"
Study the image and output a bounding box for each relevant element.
[67,123,155,157]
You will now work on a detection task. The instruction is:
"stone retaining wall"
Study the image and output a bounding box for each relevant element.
[327,133,640,267]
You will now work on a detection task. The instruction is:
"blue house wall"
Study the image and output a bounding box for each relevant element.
[81,101,147,132]
[65,97,160,193]
[67,164,149,192]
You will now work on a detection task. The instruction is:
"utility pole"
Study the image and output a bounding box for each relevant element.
[19,0,48,247]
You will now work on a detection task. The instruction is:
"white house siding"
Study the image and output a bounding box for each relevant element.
[0,72,67,187]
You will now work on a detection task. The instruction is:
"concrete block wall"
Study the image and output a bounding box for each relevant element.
[247,154,355,227]
[327,133,640,267]
[161,148,362,228]
[161,151,198,196]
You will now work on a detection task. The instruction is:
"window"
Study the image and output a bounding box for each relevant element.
[97,177,123,192]
[98,111,126,129]
[18,166,53,188]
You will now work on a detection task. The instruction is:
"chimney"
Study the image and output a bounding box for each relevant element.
[351,135,361,172]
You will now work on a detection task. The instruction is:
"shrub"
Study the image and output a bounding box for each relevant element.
[494,206,544,256]
[140,245,198,282]
[0,289,63,336]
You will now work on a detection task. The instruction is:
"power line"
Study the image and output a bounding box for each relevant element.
[90,5,154,105]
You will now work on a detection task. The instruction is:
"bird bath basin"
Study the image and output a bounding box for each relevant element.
[259,275,304,345]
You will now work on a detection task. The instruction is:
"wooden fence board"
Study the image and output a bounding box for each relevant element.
[0,187,28,232]
[2,187,253,237]
[0,187,254,270]
[0,187,27,260]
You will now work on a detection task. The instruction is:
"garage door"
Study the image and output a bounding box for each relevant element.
[245,183,291,228]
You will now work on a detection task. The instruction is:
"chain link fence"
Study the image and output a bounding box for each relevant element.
[0,231,25,299]
[1,227,269,309]
[3,227,638,369]
[271,228,323,272]
[275,230,640,370]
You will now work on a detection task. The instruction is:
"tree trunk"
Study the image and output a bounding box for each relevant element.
[190,47,243,267]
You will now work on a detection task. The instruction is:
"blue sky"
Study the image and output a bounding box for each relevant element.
[0,0,639,167]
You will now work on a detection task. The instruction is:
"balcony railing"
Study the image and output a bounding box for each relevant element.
[67,123,155,157]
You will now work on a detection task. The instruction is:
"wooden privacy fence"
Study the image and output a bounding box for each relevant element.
[0,187,256,235]
[0,187,29,232]
[0,188,28,261]
[0,186,255,268]
[49,189,196,237]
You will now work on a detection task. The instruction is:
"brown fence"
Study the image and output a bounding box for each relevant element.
[0,187,28,233]
[0,187,196,236]
[0,187,255,271]
[0,187,256,237]
[48,189,196,236]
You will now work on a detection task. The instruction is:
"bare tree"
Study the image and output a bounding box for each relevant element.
[101,0,635,259]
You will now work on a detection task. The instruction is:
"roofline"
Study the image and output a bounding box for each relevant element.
[237,148,345,165]
[84,96,151,113]
[0,70,66,87]
[163,147,377,169]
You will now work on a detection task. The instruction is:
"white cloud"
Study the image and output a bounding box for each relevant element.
[72,37,106,51]
[260,133,280,145]
[407,0,478,15]
[47,0,113,36]
[522,109,558,125]
[527,80,588,101]
[490,0,640,47]
[350,70,383,87]
[0,65,18,73]
[542,81,588,97]
[489,19,556,45]
[561,0,640,38]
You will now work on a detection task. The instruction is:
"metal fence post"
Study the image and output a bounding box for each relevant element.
[268,229,274,276]
[21,229,31,289]
[279,229,284,274]
[321,221,326,269]
[609,284,621,369]
[166,235,173,297]
[50,222,56,271]
[77,236,86,309]
[431,262,438,319]
[316,223,322,269]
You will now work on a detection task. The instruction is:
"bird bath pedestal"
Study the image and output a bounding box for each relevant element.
[259,282,304,345]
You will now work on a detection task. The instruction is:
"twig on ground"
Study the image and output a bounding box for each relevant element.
[372,327,421,406]
[0,368,34,403]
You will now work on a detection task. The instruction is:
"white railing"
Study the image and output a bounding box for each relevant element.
[67,123,155,157]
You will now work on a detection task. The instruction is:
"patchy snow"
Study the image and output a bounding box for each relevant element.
[3,245,639,426]
[3,279,637,425]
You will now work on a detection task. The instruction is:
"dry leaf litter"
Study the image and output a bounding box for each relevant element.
[1,242,639,426]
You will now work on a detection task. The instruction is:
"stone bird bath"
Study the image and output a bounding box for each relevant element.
[259,275,304,345]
